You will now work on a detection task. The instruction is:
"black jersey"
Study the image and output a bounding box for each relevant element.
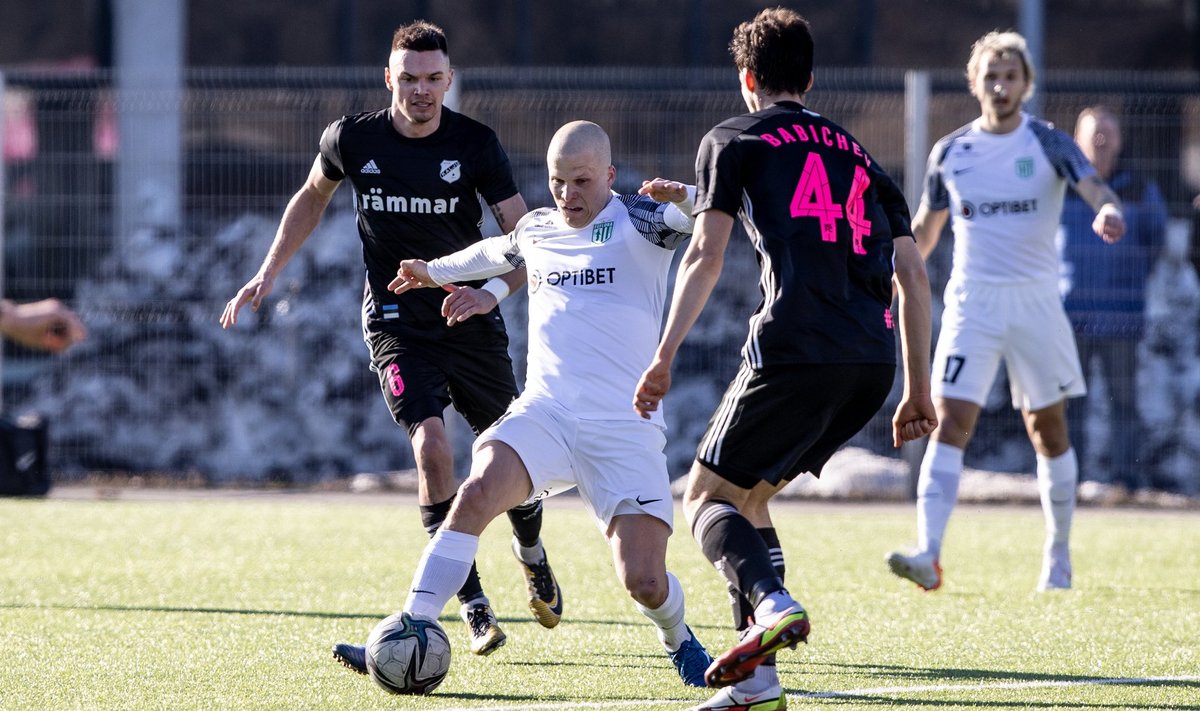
[695,100,911,367]
[319,107,520,332]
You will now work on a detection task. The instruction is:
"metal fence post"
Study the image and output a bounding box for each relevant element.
[0,70,7,412]
[903,69,931,499]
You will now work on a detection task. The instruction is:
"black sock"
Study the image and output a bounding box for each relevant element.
[506,500,544,548]
[692,500,785,609]
[758,526,786,582]
[420,496,485,604]
[758,526,785,668]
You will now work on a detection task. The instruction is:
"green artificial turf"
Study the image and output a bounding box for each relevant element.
[1,492,1196,709]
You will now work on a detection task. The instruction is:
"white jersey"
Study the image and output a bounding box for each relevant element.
[428,190,694,426]
[922,113,1095,285]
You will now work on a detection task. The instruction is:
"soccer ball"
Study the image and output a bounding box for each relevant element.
[365,611,452,695]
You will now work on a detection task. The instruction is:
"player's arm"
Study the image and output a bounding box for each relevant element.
[389,232,521,325]
[221,156,340,328]
[890,236,938,446]
[489,193,528,234]
[0,298,87,353]
[633,208,732,419]
[485,193,531,307]
[910,202,949,261]
[1074,174,1126,244]
[642,178,698,236]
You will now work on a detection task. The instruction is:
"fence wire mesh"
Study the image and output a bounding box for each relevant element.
[2,66,1198,492]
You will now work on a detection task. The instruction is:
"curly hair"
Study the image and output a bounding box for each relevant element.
[391,20,448,54]
[728,7,814,96]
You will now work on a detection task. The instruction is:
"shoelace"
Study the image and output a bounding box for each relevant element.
[527,561,556,601]
[467,607,494,636]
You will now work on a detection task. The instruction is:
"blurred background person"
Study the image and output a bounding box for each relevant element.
[1059,105,1167,498]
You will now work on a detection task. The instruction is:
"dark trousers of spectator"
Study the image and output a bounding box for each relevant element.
[1069,334,1146,491]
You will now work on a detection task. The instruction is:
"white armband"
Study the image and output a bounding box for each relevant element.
[481,277,511,302]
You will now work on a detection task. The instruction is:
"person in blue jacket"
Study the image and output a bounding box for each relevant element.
[1059,105,1166,495]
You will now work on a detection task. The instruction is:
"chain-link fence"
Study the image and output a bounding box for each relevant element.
[3,66,1198,492]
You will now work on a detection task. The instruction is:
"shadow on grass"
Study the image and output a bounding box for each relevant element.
[787,662,1200,709]
[801,695,1199,710]
[500,650,675,669]
[1085,585,1200,596]
[0,602,379,619]
[0,603,717,631]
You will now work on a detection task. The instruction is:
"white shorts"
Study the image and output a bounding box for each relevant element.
[474,394,674,532]
[932,278,1086,411]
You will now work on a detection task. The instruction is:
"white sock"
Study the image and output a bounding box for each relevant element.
[634,572,691,651]
[403,529,479,621]
[512,537,546,564]
[742,664,779,691]
[1037,448,1077,548]
[917,441,964,558]
[752,590,798,624]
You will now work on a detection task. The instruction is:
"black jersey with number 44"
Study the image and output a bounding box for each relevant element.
[319,107,520,331]
[695,100,912,367]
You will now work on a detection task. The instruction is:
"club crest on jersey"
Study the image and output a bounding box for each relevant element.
[591,220,614,244]
[1015,157,1034,178]
[440,160,461,183]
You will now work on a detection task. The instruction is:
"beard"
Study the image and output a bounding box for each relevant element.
[991,98,1021,121]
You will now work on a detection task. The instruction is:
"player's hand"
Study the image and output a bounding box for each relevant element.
[633,358,673,419]
[638,178,688,204]
[1,299,87,353]
[1093,204,1126,244]
[441,284,498,326]
[891,393,938,447]
[388,260,436,294]
[221,273,276,329]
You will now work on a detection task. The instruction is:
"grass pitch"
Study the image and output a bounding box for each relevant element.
[1,490,1197,710]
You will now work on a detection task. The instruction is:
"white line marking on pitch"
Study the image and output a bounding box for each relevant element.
[436,674,1200,711]
[797,674,1200,698]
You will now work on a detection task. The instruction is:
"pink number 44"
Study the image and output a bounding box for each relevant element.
[788,153,870,255]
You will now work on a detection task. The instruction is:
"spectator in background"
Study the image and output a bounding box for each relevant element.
[0,299,86,353]
[1059,105,1167,497]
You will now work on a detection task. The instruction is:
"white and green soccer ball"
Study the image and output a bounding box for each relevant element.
[365,611,452,695]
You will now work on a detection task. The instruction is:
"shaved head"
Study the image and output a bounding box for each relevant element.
[548,120,612,167]
[547,121,615,228]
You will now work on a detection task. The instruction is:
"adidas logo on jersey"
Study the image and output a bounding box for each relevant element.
[360,159,381,174]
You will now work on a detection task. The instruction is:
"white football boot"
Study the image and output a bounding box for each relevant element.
[885,549,943,591]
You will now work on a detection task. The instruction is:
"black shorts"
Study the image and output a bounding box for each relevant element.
[697,362,895,489]
[365,323,518,438]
